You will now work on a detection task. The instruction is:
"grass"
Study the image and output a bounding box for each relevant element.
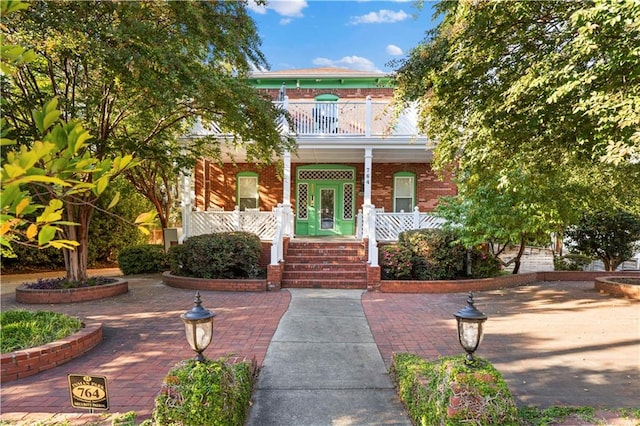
[0,310,82,353]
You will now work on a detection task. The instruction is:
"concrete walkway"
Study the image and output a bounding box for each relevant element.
[247,289,411,426]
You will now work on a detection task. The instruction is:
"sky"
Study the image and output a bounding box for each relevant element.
[247,0,440,74]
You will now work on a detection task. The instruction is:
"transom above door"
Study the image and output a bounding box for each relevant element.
[295,165,355,237]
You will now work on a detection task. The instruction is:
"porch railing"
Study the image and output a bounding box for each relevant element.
[190,206,277,240]
[356,206,446,242]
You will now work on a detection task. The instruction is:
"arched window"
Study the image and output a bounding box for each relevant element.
[313,94,339,133]
[393,172,415,212]
[237,172,259,210]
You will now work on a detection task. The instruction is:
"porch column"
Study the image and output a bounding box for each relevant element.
[362,148,373,238]
[180,172,192,242]
[282,151,293,237]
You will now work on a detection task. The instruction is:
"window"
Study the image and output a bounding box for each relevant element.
[313,94,339,133]
[394,172,415,212]
[237,172,258,210]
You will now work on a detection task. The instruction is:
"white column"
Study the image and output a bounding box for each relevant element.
[365,95,372,137]
[362,148,373,238]
[180,172,192,242]
[282,151,293,237]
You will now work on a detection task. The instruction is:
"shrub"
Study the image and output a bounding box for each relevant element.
[1,310,82,353]
[399,229,467,280]
[469,248,502,278]
[88,181,151,266]
[154,358,253,426]
[553,254,592,271]
[390,352,518,426]
[117,244,168,275]
[169,232,262,279]
[379,245,413,280]
[0,244,65,273]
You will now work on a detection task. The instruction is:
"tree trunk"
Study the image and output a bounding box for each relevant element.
[62,201,94,282]
[511,238,527,274]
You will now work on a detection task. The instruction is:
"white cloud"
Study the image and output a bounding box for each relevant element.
[349,9,410,25]
[248,0,307,18]
[247,1,267,14]
[280,18,292,25]
[386,44,403,55]
[312,56,381,73]
[269,0,308,17]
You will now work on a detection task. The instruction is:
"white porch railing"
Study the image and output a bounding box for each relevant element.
[356,206,446,242]
[266,97,420,137]
[190,206,277,240]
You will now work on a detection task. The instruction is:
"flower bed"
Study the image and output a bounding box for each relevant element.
[162,272,267,292]
[594,276,640,299]
[1,322,102,383]
[16,279,128,304]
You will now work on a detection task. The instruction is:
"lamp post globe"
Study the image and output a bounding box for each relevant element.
[454,292,487,365]
[181,292,216,362]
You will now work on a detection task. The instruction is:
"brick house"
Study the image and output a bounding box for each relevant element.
[179,67,457,288]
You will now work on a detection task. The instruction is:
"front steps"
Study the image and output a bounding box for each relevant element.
[281,240,368,289]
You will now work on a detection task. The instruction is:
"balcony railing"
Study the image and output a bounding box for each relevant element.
[276,98,420,137]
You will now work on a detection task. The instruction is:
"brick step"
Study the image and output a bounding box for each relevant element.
[286,248,363,257]
[281,279,367,289]
[284,255,365,264]
[282,270,367,280]
[283,263,366,272]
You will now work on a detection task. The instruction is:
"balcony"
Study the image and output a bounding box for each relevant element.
[189,98,423,139]
[277,98,422,138]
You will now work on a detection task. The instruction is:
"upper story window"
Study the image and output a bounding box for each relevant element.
[393,172,415,212]
[237,172,258,210]
[313,94,339,133]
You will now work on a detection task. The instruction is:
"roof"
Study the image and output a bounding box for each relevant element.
[250,67,390,79]
[248,67,395,90]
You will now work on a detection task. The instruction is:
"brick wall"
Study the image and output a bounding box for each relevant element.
[195,161,456,213]
[1,323,103,383]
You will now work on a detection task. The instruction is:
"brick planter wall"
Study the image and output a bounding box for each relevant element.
[379,271,640,293]
[594,276,640,299]
[380,273,537,293]
[15,280,128,304]
[162,272,267,292]
[1,323,103,383]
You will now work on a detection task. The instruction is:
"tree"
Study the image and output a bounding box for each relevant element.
[3,1,294,277]
[393,0,640,258]
[565,209,640,271]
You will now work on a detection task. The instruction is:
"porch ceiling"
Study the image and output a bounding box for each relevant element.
[218,137,435,164]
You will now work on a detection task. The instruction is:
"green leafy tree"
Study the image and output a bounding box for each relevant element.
[393,0,640,259]
[2,0,295,236]
[565,209,640,271]
[1,1,155,281]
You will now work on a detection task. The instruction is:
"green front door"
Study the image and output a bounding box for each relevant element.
[295,166,356,237]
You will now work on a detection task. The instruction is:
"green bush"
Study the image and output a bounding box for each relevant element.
[153,358,253,426]
[1,310,82,353]
[554,254,592,271]
[400,229,467,280]
[168,232,262,279]
[469,248,502,278]
[88,181,151,266]
[117,244,168,275]
[379,244,414,280]
[390,353,518,426]
[0,244,65,272]
[379,230,502,281]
